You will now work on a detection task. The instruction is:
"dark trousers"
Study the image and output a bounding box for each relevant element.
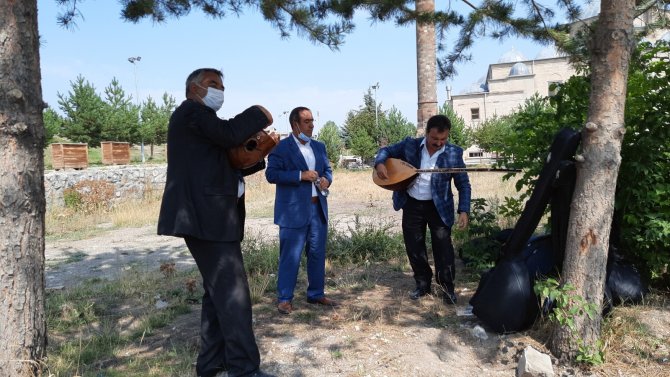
[401,197,456,294]
[184,236,260,377]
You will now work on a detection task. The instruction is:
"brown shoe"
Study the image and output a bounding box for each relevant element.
[307,296,339,307]
[277,301,293,315]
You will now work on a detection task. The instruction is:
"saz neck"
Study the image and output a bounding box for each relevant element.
[415,167,518,173]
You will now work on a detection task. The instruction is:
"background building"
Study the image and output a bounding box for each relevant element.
[448,1,669,164]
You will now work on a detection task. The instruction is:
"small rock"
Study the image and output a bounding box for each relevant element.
[471,325,488,340]
[517,346,554,377]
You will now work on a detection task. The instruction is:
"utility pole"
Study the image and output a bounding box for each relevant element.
[371,82,380,128]
[128,56,144,163]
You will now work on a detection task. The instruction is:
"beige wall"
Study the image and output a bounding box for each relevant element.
[449,56,576,127]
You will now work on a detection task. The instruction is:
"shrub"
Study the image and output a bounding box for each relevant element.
[327,216,405,264]
[65,179,115,213]
[455,198,504,270]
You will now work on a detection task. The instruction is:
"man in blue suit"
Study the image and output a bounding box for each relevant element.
[374,114,471,304]
[265,106,338,315]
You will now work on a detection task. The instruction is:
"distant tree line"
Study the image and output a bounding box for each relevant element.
[320,89,470,165]
[44,75,176,159]
[45,76,473,166]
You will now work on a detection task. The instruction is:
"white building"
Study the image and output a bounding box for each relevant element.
[448,1,669,164]
[449,47,574,127]
[448,46,575,164]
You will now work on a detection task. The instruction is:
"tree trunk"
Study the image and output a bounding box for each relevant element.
[550,0,635,359]
[0,1,48,375]
[415,0,437,137]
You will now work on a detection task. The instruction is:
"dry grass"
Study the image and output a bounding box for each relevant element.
[46,195,162,240]
[246,168,521,217]
[591,291,670,376]
[46,168,523,239]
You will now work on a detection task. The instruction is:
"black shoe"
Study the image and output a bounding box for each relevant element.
[443,291,458,305]
[409,288,430,300]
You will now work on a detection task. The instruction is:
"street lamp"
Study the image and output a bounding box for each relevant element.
[128,56,144,163]
[278,110,289,136]
[371,82,380,128]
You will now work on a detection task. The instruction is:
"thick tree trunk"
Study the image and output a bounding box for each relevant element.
[415,0,437,137]
[0,1,48,375]
[550,0,635,359]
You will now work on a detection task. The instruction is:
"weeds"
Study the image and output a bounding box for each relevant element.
[45,264,201,377]
[63,179,115,213]
[534,277,605,365]
[327,215,405,264]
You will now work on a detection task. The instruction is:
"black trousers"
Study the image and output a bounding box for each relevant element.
[401,196,456,293]
[184,236,260,377]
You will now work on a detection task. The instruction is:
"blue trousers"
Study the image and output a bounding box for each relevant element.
[277,202,327,303]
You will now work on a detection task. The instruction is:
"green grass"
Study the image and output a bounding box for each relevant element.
[47,250,88,269]
[45,265,203,377]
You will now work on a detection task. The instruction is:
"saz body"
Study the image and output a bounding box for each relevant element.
[372,158,518,191]
[227,130,279,169]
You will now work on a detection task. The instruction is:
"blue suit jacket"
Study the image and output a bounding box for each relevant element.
[374,136,471,226]
[266,136,332,228]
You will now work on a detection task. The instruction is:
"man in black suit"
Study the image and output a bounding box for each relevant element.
[158,68,274,377]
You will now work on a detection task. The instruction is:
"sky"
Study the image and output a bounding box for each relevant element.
[37,1,572,134]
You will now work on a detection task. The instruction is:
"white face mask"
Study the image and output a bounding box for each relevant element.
[198,85,224,111]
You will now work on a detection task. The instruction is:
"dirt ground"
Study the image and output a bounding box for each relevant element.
[45,203,669,377]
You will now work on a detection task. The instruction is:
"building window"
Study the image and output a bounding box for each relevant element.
[548,81,562,96]
[469,151,483,158]
[470,108,480,121]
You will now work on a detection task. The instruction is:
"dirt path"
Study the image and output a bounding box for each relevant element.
[44,211,393,289]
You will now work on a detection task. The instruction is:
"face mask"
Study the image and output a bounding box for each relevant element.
[298,132,311,143]
[295,122,311,142]
[198,85,224,111]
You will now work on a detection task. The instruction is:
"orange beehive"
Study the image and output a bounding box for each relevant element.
[100,141,131,165]
[51,143,88,170]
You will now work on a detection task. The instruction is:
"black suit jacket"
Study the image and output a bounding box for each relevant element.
[157,99,269,242]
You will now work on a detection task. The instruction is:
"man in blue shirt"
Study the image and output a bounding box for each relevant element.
[374,114,471,304]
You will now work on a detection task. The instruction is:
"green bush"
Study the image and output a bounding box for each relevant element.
[454,198,504,271]
[494,40,670,286]
[327,216,405,264]
[63,179,115,213]
[62,188,82,210]
[242,234,280,276]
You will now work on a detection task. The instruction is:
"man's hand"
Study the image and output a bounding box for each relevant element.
[267,131,279,144]
[318,177,330,190]
[255,105,273,125]
[374,163,388,180]
[301,170,318,182]
[457,212,469,230]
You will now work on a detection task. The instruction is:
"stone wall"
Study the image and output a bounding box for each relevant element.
[45,165,167,207]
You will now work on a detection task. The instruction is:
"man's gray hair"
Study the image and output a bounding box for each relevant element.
[185,68,223,97]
